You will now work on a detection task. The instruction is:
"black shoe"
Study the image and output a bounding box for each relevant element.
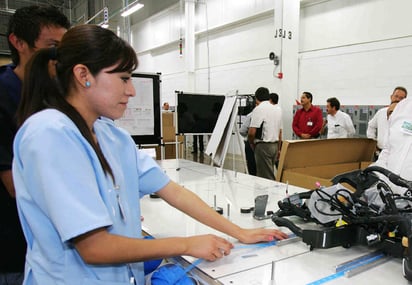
[191,150,197,154]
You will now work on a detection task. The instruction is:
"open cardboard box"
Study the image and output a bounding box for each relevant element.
[162,112,184,159]
[142,112,185,160]
[276,138,376,190]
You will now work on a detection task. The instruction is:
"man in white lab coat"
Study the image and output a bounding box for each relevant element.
[367,86,407,159]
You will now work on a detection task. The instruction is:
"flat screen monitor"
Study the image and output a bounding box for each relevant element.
[177,93,225,134]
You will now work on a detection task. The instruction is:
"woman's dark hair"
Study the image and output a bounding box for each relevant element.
[18,24,138,181]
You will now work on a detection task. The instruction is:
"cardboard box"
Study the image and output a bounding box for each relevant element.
[162,112,176,142]
[162,111,174,127]
[160,112,185,159]
[148,136,184,160]
[163,135,184,159]
[276,138,376,189]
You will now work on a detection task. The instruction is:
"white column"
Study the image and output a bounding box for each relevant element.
[185,0,196,92]
[273,0,300,140]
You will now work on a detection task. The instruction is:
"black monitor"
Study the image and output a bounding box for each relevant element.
[176,92,225,134]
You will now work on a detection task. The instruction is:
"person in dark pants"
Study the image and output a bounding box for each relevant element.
[244,140,257,176]
[239,112,257,175]
[192,135,204,154]
[248,87,283,180]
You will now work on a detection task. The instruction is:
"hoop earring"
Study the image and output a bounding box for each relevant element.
[85,81,91,88]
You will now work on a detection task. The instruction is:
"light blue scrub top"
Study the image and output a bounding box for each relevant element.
[12,109,170,285]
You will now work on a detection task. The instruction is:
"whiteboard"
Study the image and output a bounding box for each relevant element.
[115,73,161,145]
[205,96,238,167]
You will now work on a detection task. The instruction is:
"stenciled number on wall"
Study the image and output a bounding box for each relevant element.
[274,28,292,40]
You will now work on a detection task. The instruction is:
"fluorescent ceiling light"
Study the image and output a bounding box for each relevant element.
[121,2,144,17]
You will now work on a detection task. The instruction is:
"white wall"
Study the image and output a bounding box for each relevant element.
[131,0,412,147]
[300,0,412,51]
[299,0,412,105]
[299,37,412,105]
[133,0,277,105]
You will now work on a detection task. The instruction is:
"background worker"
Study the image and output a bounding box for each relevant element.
[269,92,279,105]
[367,86,407,159]
[292,92,323,139]
[325,97,355,139]
[248,87,282,180]
[374,97,412,195]
[269,92,282,167]
[192,135,204,154]
[239,104,257,176]
[162,102,170,111]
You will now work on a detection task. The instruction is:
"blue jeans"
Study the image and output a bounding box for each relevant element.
[0,272,24,285]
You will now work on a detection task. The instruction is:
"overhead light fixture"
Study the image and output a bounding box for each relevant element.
[100,7,109,28]
[86,6,109,27]
[121,1,144,17]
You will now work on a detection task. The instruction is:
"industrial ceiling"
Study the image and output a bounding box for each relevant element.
[0,0,325,55]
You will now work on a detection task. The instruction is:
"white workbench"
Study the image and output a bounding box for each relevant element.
[141,159,410,285]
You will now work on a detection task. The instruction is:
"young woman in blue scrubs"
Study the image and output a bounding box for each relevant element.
[12,25,287,285]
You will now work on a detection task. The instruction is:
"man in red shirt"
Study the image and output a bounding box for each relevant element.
[292,92,323,139]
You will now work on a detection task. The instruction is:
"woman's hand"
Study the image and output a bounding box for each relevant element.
[236,228,288,244]
[183,234,233,261]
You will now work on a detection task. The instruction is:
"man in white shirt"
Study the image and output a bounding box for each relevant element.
[374,97,412,195]
[248,87,283,180]
[325,97,355,139]
[367,86,407,158]
[269,93,282,167]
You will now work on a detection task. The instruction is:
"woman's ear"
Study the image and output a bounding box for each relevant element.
[73,64,91,89]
